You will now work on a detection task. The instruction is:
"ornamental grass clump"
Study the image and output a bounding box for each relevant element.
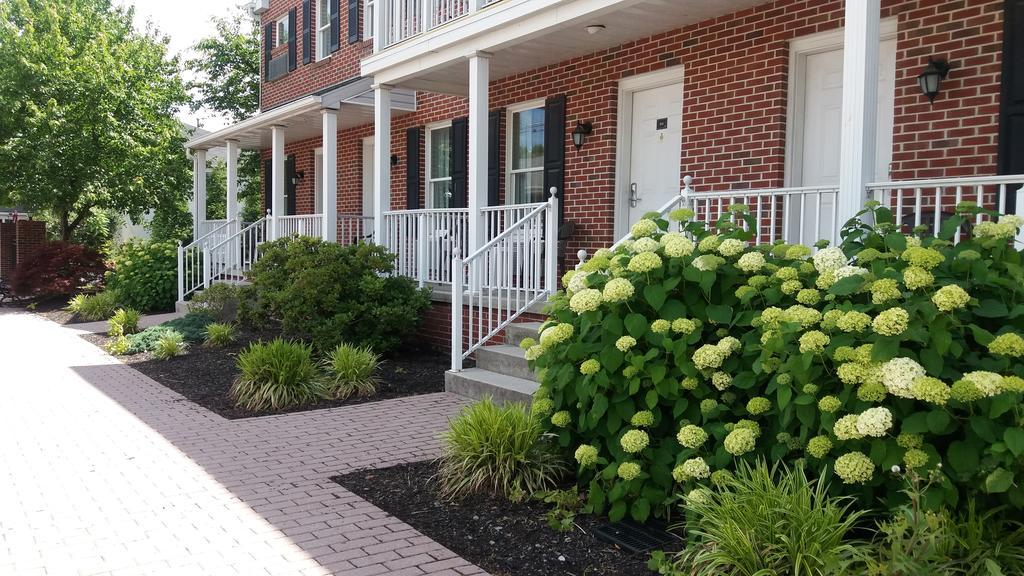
[531,203,1024,522]
[203,322,236,347]
[152,331,186,360]
[437,398,567,502]
[108,307,140,337]
[231,339,325,411]
[321,343,381,399]
[67,290,121,321]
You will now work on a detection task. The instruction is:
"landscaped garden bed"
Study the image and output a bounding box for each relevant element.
[333,460,676,576]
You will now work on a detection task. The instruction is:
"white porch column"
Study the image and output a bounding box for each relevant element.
[372,84,392,245]
[225,140,240,223]
[271,125,286,240]
[467,52,490,254]
[322,109,339,243]
[193,149,207,235]
[837,0,881,230]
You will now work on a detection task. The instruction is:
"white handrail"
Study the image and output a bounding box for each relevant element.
[451,189,558,371]
[177,218,237,302]
[204,216,269,288]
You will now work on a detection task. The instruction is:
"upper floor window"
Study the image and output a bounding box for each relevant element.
[507,102,545,204]
[426,123,453,208]
[317,0,331,59]
[274,14,291,48]
[364,0,376,40]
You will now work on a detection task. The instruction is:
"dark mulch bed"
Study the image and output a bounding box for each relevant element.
[333,460,679,576]
[83,329,448,419]
[6,296,79,324]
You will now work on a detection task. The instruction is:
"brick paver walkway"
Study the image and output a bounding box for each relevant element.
[0,310,485,576]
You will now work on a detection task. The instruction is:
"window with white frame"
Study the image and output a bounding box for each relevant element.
[426,123,453,208]
[316,0,331,59]
[274,14,290,47]
[364,0,376,40]
[507,103,546,204]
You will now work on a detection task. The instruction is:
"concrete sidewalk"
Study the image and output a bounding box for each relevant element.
[0,309,483,576]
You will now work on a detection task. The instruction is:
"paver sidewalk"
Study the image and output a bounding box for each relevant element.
[0,310,486,576]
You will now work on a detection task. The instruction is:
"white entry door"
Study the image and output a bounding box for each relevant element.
[627,82,683,225]
[791,38,896,243]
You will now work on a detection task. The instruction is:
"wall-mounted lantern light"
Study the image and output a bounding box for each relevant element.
[917,57,951,104]
[572,121,593,150]
[290,170,305,186]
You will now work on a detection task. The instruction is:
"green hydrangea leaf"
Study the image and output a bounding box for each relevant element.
[706,304,732,325]
[625,313,648,338]
[643,285,667,311]
[927,410,950,434]
[985,468,1014,494]
[976,300,1010,319]
[609,500,627,523]
[1004,428,1024,458]
[630,498,651,523]
[947,440,980,478]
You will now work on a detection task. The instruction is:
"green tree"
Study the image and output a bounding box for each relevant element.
[188,4,261,222]
[0,0,191,241]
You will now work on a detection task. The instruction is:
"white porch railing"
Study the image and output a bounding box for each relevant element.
[275,214,323,239]
[197,218,228,239]
[177,219,237,302]
[204,216,270,288]
[382,208,470,285]
[451,190,558,371]
[339,214,374,246]
[382,0,501,47]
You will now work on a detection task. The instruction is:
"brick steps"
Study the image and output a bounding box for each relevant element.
[444,321,544,404]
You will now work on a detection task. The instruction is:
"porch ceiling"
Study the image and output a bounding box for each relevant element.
[369,0,770,94]
[186,79,416,151]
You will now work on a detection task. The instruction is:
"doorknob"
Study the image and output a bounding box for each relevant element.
[630,183,640,208]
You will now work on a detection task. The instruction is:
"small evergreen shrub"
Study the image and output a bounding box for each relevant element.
[437,398,567,502]
[188,283,239,322]
[231,339,325,411]
[530,203,1024,521]
[66,290,121,321]
[106,239,177,312]
[152,331,186,359]
[246,237,431,353]
[321,343,381,399]
[108,307,141,336]
[203,322,235,347]
[11,241,106,297]
[125,312,213,354]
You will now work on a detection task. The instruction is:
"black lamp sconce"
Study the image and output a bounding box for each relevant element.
[290,170,305,185]
[391,154,399,166]
[572,121,593,150]
[917,57,951,105]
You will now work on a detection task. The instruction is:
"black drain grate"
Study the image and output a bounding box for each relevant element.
[593,518,679,554]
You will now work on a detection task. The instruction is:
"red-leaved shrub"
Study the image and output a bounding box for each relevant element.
[11,241,106,297]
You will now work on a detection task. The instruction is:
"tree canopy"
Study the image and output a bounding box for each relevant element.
[0,0,191,241]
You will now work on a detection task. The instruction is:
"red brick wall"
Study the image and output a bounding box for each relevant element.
[0,220,46,280]
[261,0,372,111]
[274,0,1004,254]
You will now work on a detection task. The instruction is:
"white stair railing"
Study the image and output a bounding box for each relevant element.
[177,219,237,302]
[451,189,558,371]
[204,216,270,287]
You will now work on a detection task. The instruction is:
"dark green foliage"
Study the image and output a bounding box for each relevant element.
[231,338,325,411]
[107,240,178,312]
[188,282,240,322]
[246,237,431,353]
[125,312,213,354]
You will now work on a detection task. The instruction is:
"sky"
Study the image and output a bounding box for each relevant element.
[122,0,249,131]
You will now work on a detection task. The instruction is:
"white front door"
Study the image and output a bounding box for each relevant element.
[792,38,896,243]
[627,82,683,225]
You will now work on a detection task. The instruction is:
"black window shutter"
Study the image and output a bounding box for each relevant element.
[288,9,297,70]
[302,0,312,64]
[263,159,273,214]
[263,23,273,79]
[329,0,341,52]
[347,0,360,44]
[450,117,469,209]
[543,94,566,222]
[488,109,501,206]
[406,127,421,209]
[999,0,1024,212]
[285,156,297,216]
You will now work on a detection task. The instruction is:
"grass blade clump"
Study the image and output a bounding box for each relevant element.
[321,343,381,399]
[231,338,325,411]
[152,331,187,360]
[203,322,236,347]
[109,307,141,336]
[66,290,120,321]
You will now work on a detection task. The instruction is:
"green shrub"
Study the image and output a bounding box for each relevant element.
[246,237,431,353]
[529,204,1024,521]
[152,331,186,359]
[231,338,325,411]
[108,307,141,336]
[437,398,567,502]
[125,312,213,354]
[203,322,236,347]
[321,343,381,399]
[67,290,121,321]
[670,461,864,575]
[188,282,239,322]
[106,239,177,312]
[105,335,131,355]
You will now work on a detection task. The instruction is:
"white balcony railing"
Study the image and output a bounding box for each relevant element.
[382,208,470,285]
[275,214,323,239]
[381,0,501,48]
[338,214,374,246]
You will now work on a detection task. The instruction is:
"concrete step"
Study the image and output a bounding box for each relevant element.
[475,344,535,382]
[445,368,539,405]
[504,321,544,348]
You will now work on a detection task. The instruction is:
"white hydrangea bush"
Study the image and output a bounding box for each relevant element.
[528,202,1024,523]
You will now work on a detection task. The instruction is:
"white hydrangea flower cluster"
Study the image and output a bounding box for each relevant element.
[881,357,926,399]
[813,247,847,274]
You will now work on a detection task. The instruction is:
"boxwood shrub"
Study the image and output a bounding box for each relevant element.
[528,202,1024,522]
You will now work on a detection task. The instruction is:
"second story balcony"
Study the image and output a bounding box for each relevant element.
[376,0,502,48]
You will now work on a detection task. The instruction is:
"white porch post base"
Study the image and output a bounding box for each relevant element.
[837,0,881,232]
[322,109,339,243]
